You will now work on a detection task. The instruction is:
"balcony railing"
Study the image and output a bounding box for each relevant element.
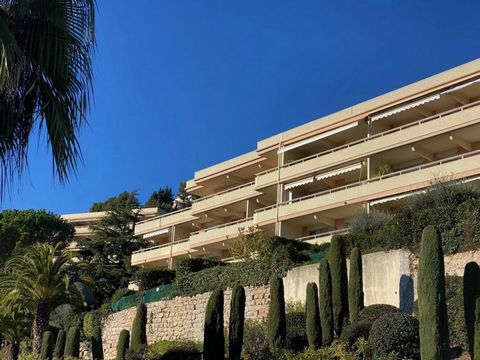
[256,99,480,177]
[255,148,480,213]
[297,228,349,243]
[192,181,255,203]
[190,217,254,235]
[132,238,190,255]
[135,207,191,225]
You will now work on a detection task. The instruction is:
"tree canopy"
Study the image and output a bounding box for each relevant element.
[90,191,141,212]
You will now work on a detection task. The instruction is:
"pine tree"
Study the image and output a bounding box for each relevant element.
[229,285,246,360]
[319,259,334,346]
[64,326,80,358]
[348,247,363,323]
[40,331,54,360]
[91,325,104,359]
[464,261,480,358]
[130,303,147,351]
[418,225,450,360]
[329,236,348,335]
[116,330,130,360]
[53,330,66,360]
[267,276,286,349]
[203,289,224,360]
[305,282,321,348]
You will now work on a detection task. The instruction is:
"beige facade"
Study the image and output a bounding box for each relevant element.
[132,59,480,269]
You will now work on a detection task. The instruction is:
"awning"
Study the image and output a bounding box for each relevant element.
[370,94,440,122]
[278,122,359,154]
[315,163,363,181]
[143,228,169,239]
[369,190,425,206]
[284,177,314,190]
[442,78,480,94]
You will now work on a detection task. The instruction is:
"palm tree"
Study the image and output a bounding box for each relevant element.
[0,0,95,195]
[0,296,31,360]
[0,242,93,353]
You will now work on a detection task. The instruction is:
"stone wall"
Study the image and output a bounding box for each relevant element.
[102,285,269,359]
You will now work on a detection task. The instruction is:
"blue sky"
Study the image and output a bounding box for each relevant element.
[5,0,480,214]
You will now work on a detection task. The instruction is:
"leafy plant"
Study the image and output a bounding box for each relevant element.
[356,304,400,323]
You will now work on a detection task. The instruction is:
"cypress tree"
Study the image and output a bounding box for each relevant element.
[91,325,104,360]
[267,276,286,350]
[464,261,480,358]
[319,259,334,346]
[130,303,147,351]
[418,225,450,360]
[329,236,348,335]
[203,289,224,360]
[64,326,80,358]
[116,330,130,360]
[348,247,364,323]
[53,330,66,360]
[475,297,480,360]
[229,284,246,360]
[305,282,321,349]
[40,331,55,360]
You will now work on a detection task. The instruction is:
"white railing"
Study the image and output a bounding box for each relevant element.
[255,148,480,213]
[256,99,480,177]
[297,228,349,242]
[191,217,254,235]
[191,181,255,203]
[135,207,192,225]
[132,238,189,255]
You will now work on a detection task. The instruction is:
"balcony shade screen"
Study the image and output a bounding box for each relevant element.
[441,78,480,94]
[284,177,315,190]
[369,190,425,206]
[143,228,169,239]
[315,163,363,181]
[370,94,440,122]
[278,121,359,154]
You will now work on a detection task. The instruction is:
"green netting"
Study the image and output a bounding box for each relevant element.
[308,250,326,262]
[111,283,173,312]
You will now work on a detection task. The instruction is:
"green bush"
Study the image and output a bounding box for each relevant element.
[110,288,135,305]
[329,236,348,336]
[268,276,286,350]
[125,345,146,360]
[134,268,175,290]
[64,326,80,358]
[349,211,392,237]
[318,259,334,346]
[464,261,480,357]
[285,312,307,352]
[116,329,130,360]
[368,312,420,360]
[53,329,66,359]
[175,257,224,279]
[130,303,147,352]
[91,326,103,360]
[229,284,246,360]
[445,276,468,351]
[338,321,372,350]
[357,304,400,323]
[418,226,449,360]
[242,321,272,360]
[305,283,321,349]
[203,289,224,360]
[348,248,363,323]
[40,331,55,360]
[146,340,202,360]
[475,297,480,360]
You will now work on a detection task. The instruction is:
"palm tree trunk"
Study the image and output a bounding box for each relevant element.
[32,300,50,353]
[6,342,19,360]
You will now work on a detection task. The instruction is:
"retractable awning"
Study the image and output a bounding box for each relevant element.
[284,177,314,190]
[278,121,359,154]
[315,163,363,181]
[442,78,480,94]
[369,190,425,206]
[370,94,440,122]
[143,228,169,239]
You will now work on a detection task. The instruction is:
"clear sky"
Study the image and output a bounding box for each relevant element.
[4,0,480,214]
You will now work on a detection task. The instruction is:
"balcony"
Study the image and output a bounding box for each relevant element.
[191,182,260,215]
[190,217,254,249]
[255,150,480,225]
[131,239,190,266]
[296,228,348,245]
[134,208,198,237]
[255,100,480,189]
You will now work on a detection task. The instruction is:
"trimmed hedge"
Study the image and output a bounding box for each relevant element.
[285,312,307,352]
[357,304,400,323]
[131,303,147,352]
[229,284,246,360]
[134,268,175,290]
[329,236,348,336]
[305,283,321,349]
[318,259,334,346]
[203,289,224,360]
[338,321,372,349]
[64,326,80,358]
[368,312,420,359]
[146,340,202,360]
[116,329,130,360]
[464,261,480,357]
[348,247,363,323]
[53,330,66,359]
[91,326,104,360]
[268,277,286,350]
[40,331,55,360]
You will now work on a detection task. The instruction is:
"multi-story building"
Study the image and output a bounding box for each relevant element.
[132,59,480,269]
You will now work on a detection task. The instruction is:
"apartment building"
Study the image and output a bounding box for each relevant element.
[132,59,480,269]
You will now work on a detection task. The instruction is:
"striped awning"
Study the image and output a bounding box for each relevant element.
[315,163,363,181]
[370,94,440,122]
[284,177,314,191]
[143,228,169,239]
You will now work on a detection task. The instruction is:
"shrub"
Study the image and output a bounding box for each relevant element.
[91,326,103,360]
[116,329,130,360]
[110,288,135,305]
[134,268,175,290]
[125,345,146,360]
[349,211,392,237]
[146,340,202,360]
[368,312,420,359]
[445,276,468,351]
[357,304,400,323]
[242,321,272,360]
[348,248,363,323]
[285,311,307,352]
[53,330,66,359]
[464,261,480,357]
[268,276,286,349]
[175,257,224,279]
[130,303,147,352]
[229,284,246,360]
[338,321,372,350]
[305,283,321,349]
[203,289,224,360]
[64,326,80,358]
[329,236,348,335]
[318,259,334,346]
[475,297,480,360]
[40,331,55,360]
[418,226,449,360]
